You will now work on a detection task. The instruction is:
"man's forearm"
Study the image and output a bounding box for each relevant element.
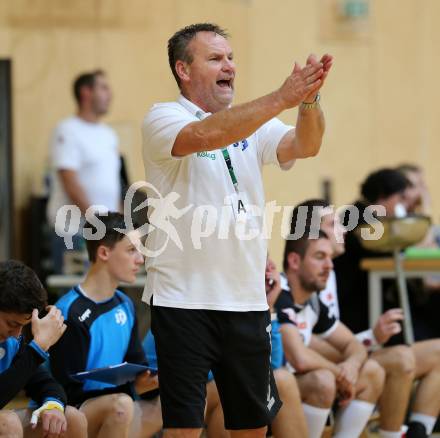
[65,185,90,215]
[59,170,90,214]
[294,106,325,157]
[289,347,341,376]
[0,345,46,408]
[173,91,286,156]
[341,340,367,369]
[275,105,325,163]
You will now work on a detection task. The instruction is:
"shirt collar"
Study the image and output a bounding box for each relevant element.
[177,94,232,118]
[178,94,211,119]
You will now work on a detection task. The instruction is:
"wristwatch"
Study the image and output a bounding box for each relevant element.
[300,92,321,110]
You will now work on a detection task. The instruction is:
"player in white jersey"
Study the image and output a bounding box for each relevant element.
[277,230,384,438]
[293,199,440,438]
[265,258,308,438]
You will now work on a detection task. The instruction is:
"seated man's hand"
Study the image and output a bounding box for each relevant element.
[336,361,359,405]
[265,258,282,308]
[134,370,159,395]
[32,306,67,351]
[36,409,67,438]
[337,360,359,386]
[335,370,355,406]
[337,383,355,407]
[373,308,403,344]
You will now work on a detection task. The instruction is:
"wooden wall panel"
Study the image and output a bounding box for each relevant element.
[0,0,439,267]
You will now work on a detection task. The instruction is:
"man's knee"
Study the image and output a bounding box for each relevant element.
[0,411,23,438]
[385,346,416,376]
[137,398,163,429]
[361,359,385,393]
[107,394,135,425]
[429,340,440,361]
[274,368,299,398]
[64,406,87,433]
[305,369,336,407]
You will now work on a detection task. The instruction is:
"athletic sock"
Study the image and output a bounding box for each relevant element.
[301,403,330,438]
[409,413,436,436]
[378,430,402,438]
[332,399,375,438]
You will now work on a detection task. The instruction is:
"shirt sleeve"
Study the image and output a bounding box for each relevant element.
[356,328,380,352]
[51,123,82,171]
[142,103,196,164]
[255,117,295,170]
[275,291,298,326]
[313,299,339,338]
[49,318,135,406]
[24,365,67,408]
[0,341,48,408]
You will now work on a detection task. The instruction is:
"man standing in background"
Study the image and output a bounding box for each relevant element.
[47,70,121,273]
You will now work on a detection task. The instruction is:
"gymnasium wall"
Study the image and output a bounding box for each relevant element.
[0,0,438,267]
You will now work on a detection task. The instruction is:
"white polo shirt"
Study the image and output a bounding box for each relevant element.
[141,95,294,311]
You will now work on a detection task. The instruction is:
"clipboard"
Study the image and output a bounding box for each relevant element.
[72,362,157,386]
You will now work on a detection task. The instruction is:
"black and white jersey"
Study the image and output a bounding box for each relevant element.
[319,270,379,350]
[317,270,340,320]
[275,289,339,346]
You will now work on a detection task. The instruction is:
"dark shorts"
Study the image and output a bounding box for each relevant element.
[151,305,282,430]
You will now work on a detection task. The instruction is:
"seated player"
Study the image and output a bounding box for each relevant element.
[0,260,87,438]
[277,231,385,438]
[332,168,413,337]
[397,164,431,215]
[297,198,440,438]
[49,212,162,438]
[265,258,308,438]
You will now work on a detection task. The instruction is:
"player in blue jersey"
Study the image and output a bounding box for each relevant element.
[49,212,162,438]
[0,260,87,438]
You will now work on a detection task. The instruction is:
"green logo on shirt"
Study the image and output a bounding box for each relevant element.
[197,151,216,160]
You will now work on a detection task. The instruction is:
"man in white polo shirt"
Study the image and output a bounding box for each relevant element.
[47,70,121,273]
[141,23,333,437]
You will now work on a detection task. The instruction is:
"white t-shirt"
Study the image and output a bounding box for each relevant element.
[141,95,294,311]
[47,116,121,228]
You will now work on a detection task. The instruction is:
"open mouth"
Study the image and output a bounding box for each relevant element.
[216,79,232,89]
